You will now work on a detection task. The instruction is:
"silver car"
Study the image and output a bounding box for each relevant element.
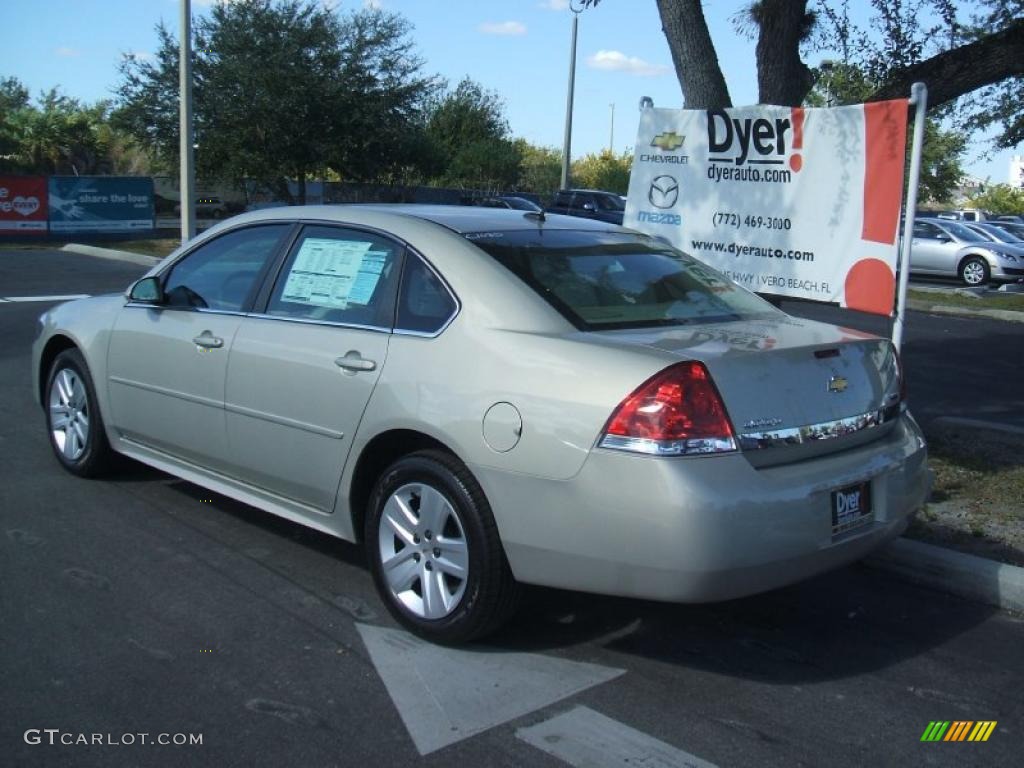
[962,221,1024,252]
[910,217,1024,285]
[33,206,930,643]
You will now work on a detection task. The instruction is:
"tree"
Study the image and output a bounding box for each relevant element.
[1,86,115,175]
[968,183,1024,214]
[571,150,632,194]
[582,1,1023,147]
[0,76,30,165]
[115,0,437,202]
[424,78,521,189]
[915,120,967,203]
[514,140,562,196]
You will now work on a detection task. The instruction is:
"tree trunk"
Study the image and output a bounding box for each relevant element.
[868,19,1024,110]
[273,177,295,206]
[655,0,732,109]
[754,0,814,106]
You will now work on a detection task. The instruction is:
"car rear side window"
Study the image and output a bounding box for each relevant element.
[395,255,457,334]
[266,225,402,329]
[162,224,291,311]
[471,229,778,330]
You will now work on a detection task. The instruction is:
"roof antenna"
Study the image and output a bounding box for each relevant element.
[524,210,545,223]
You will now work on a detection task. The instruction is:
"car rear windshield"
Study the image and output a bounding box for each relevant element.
[468,229,779,330]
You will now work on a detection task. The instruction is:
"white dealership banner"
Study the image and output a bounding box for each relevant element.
[625,101,909,315]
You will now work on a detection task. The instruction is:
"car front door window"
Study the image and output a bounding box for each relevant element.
[163,225,291,312]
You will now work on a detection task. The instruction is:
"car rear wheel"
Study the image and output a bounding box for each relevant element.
[46,349,113,477]
[959,256,990,286]
[365,450,519,644]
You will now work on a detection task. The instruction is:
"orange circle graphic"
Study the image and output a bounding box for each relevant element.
[844,258,895,315]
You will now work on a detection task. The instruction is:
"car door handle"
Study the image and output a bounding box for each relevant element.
[334,353,376,372]
[192,333,224,349]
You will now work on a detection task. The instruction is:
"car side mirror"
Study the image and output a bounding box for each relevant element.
[581,202,596,212]
[129,276,164,304]
[935,235,951,243]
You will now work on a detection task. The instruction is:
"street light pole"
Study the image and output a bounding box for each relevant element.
[609,103,615,153]
[179,0,196,242]
[559,2,584,190]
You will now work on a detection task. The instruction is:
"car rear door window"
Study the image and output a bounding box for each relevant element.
[265,225,402,329]
[162,224,291,311]
[395,255,457,334]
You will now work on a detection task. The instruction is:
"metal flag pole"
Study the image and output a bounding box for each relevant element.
[892,82,927,352]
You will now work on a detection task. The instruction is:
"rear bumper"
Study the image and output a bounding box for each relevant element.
[472,413,929,602]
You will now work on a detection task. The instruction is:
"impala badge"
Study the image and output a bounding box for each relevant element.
[828,375,849,393]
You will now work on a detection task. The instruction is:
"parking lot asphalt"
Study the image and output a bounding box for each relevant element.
[1,248,1022,768]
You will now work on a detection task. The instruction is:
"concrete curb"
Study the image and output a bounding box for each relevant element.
[61,243,162,267]
[864,537,1024,614]
[867,416,1024,614]
[929,416,1024,438]
[906,298,1024,324]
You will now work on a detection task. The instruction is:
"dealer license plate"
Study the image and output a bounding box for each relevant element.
[831,481,873,537]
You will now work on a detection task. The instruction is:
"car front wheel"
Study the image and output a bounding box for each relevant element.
[46,349,114,477]
[365,450,519,644]
[959,256,990,286]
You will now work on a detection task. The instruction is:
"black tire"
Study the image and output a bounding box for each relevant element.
[959,255,990,287]
[45,349,114,478]
[365,450,519,644]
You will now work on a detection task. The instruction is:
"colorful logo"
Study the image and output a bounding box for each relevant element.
[920,721,997,742]
[650,131,685,151]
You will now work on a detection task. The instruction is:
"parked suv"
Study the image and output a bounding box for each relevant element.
[174,196,230,219]
[546,189,625,224]
[933,209,987,222]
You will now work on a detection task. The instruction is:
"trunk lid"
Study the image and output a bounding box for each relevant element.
[596,315,902,466]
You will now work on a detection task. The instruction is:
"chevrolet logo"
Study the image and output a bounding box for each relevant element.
[650,131,685,151]
[828,375,849,393]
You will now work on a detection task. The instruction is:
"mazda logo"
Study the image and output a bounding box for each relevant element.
[649,175,679,209]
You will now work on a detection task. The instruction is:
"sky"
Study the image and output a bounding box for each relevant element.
[0,0,1019,184]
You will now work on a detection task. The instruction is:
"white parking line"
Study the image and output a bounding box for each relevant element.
[517,706,719,768]
[356,624,624,755]
[0,294,90,303]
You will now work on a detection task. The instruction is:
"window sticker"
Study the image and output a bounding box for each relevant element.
[280,238,386,309]
[346,250,388,305]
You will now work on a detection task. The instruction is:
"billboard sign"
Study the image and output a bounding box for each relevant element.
[625,101,909,316]
[48,176,154,234]
[0,176,48,234]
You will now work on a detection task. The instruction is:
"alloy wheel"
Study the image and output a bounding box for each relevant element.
[49,368,90,461]
[377,482,469,620]
[962,260,987,286]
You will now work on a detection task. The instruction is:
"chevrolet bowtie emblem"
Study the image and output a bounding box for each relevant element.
[650,131,685,151]
[828,375,849,393]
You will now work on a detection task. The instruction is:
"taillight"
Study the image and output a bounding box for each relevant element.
[891,343,907,409]
[599,362,737,456]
